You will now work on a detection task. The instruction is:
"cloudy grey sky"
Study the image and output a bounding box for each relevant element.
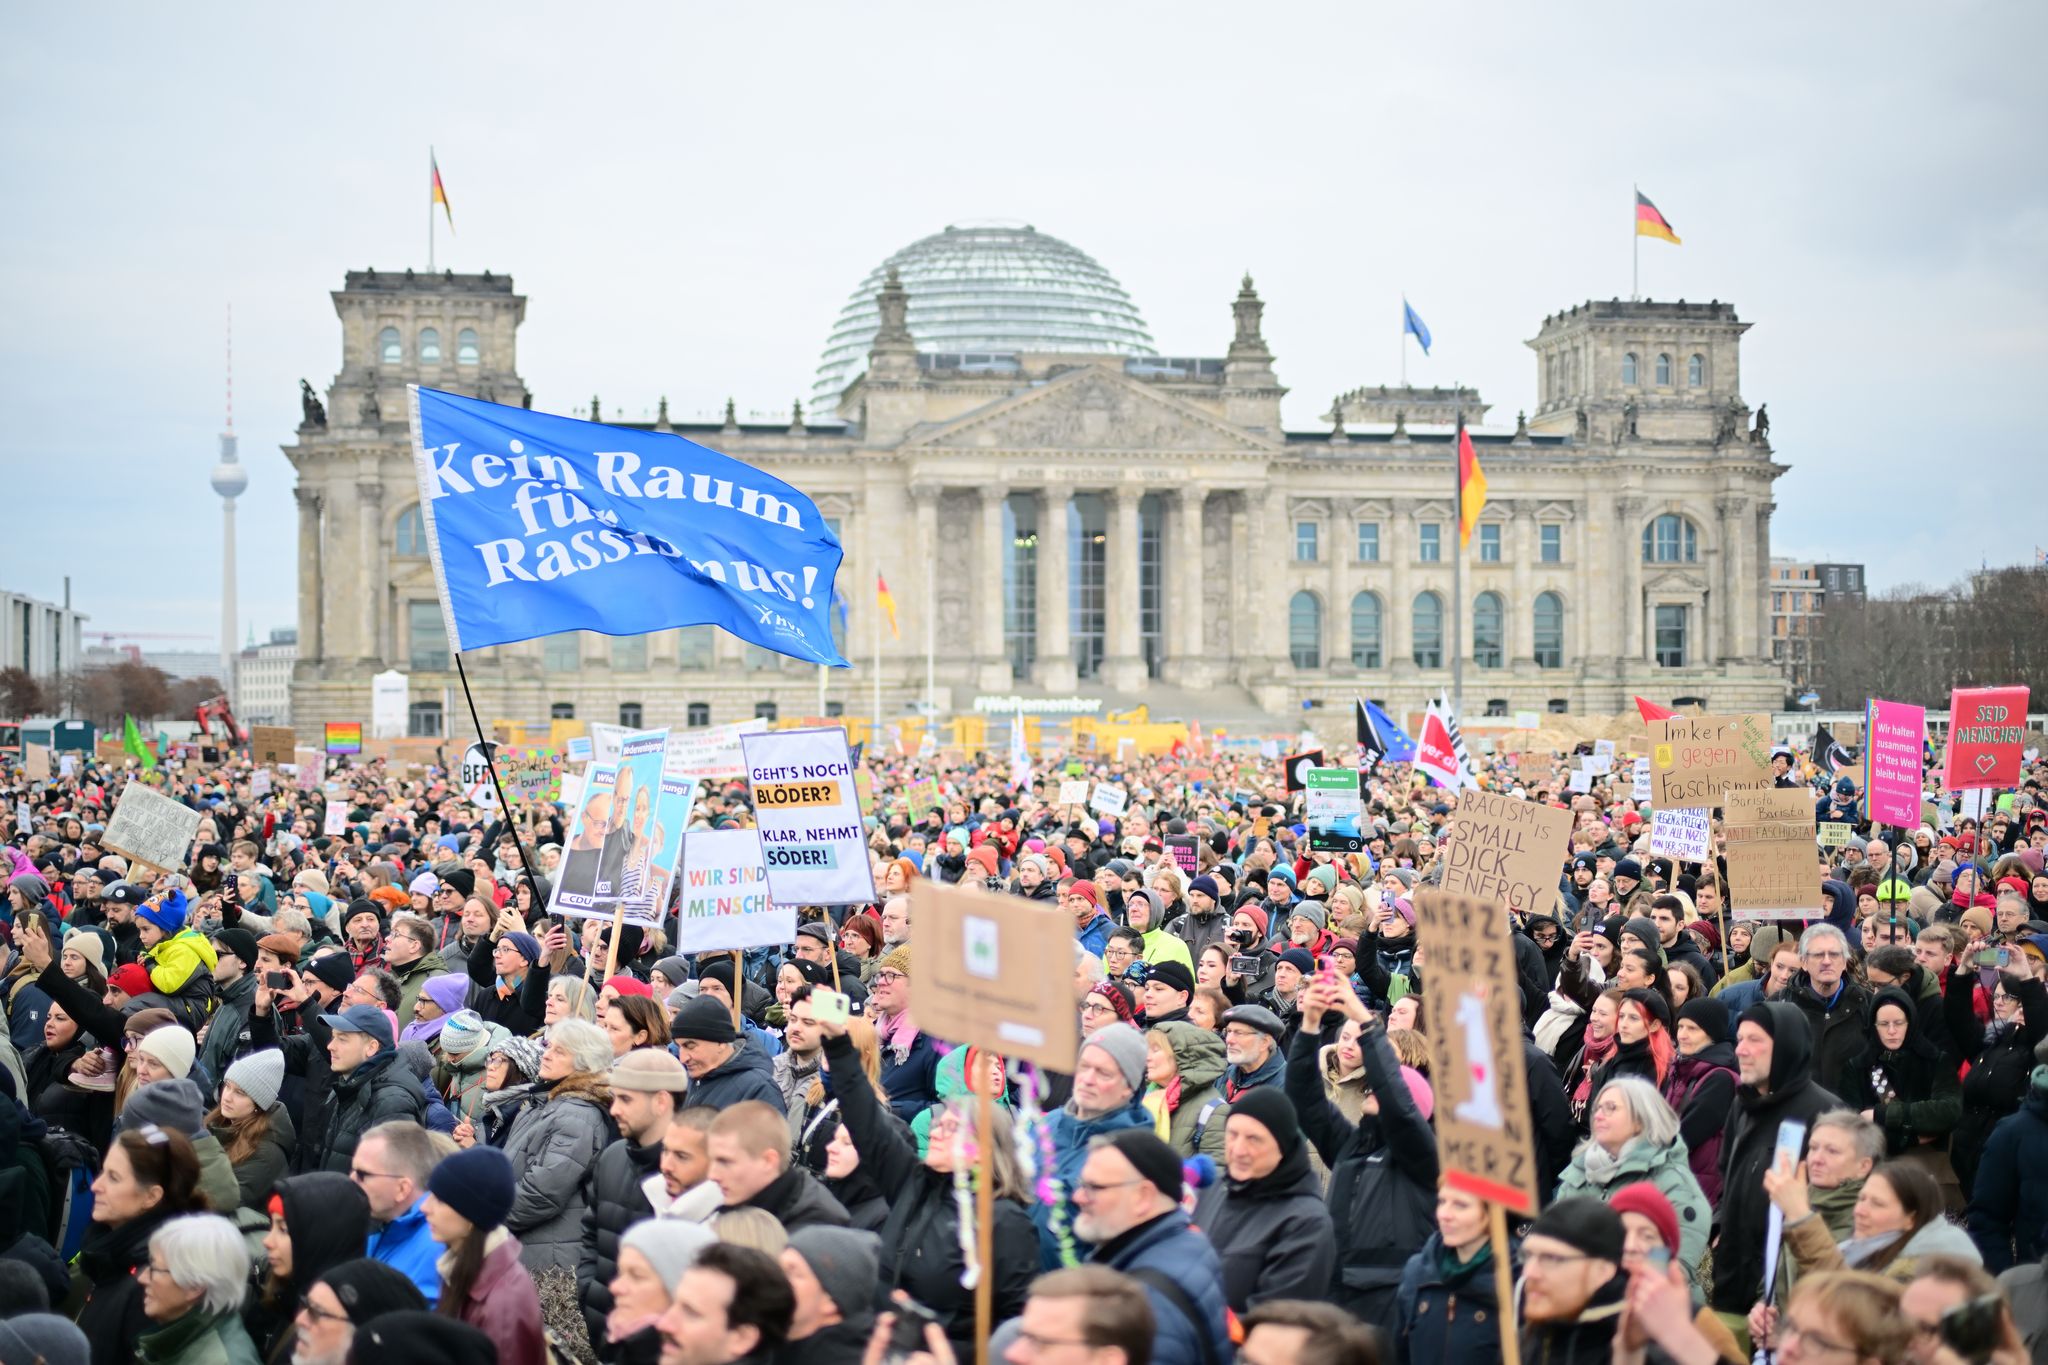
[4,4,2042,651]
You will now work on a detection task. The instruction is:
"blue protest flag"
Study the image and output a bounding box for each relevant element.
[1402,298,1432,355]
[407,386,849,666]
[1363,698,1418,763]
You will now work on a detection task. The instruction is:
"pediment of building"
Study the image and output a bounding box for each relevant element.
[904,365,1278,455]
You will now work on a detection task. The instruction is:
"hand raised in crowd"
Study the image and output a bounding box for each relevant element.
[494,905,525,939]
[15,917,53,972]
[1622,1260,1721,1365]
[1761,1151,1810,1220]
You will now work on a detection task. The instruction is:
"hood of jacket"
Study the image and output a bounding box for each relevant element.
[1155,1020,1226,1092]
[1862,985,1943,1063]
[1902,1215,1979,1260]
[1224,1135,1319,1202]
[1740,1000,1817,1099]
[1671,1039,1737,1077]
[275,1171,372,1287]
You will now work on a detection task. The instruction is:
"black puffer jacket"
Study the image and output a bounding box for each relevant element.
[719,1165,850,1235]
[1781,967,1872,1098]
[576,1133,663,1343]
[678,1043,785,1114]
[245,1172,371,1359]
[821,1030,1036,1353]
[309,1051,427,1174]
[247,996,339,1171]
[1709,1000,1843,1314]
[1191,1137,1335,1313]
[1285,1016,1437,1335]
[1948,965,2048,1198]
[67,1204,177,1365]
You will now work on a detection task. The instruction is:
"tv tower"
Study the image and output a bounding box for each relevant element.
[209,306,247,692]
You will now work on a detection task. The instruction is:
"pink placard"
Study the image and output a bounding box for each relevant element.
[1864,698,1925,828]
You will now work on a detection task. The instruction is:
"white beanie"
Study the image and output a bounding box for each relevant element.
[224,1048,285,1111]
[135,1026,195,1080]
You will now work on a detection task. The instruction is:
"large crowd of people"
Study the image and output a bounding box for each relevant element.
[0,718,2042,1365]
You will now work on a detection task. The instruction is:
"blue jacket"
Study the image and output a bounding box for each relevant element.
[1395,1231,1508,1365]
[1075,911,1114,959]
[679,1043,787,1114]
[878,1028,941,1125]
[1092,1209,1233,1365]
[366,1196,442,1306]
[1034,1094,1151,1268]
[1968,1084,2048,1272]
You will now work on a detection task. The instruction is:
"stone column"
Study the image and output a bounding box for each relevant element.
[1754,500,1775,661]
[1326,502,1346,670]
[1261,485,1291,669]
[1227,494,1250,679]
[1165,485,1207,686]
[356,480,385,665]
[1034,489,1075,690]
[1717,495,1748,661]
[1510,501,1535,664]
[295,487,324,663]
[1615,496,1646,662]
[910,485,940,708]
[976,486,1010,688]
[1386,499,1412,669]
[1100,486,1145,691]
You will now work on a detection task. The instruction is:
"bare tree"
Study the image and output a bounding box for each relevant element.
[0,668,44,718]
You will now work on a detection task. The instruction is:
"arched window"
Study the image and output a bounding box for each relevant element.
[1288,591,1322,669]
[1655,353,1672,385]
[419,327,442,363]
[1642,514,1699,563]
[1687,353,1704,387]
[1349,592,1382,668]
[1534,592,1564,668]
[378,327,402,364]
[1412,592,1443,669]
[1621,352,1638,385]
[1473,592,1504,669]
[457,327,480,364]
[393,505,428,556]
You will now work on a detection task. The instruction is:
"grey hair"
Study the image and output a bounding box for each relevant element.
[363,1119,443,1188]
[547,1019,615,1076]
[274,909,312,940]
[1812,1108,1886,1164]
[148,1213,249,1315]
[1798,923,1849,957]
[1588,1075,1681,1149]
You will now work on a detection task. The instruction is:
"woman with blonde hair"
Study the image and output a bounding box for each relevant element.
[711,1206,789,1255]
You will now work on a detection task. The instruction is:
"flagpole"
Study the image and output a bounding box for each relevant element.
[1453,409,1465,719]
[1631,183,1638,302]
[429,147,436,274]
[1400,298,1407,388]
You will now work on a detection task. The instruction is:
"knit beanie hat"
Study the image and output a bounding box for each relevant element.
[439,1010,487,1058]
[117,1077,207,1139]
[1621,987,1672,1033]
[500,932,542,965]
[1146,960,1195,997]
[107,962,152,999]
[621,1220,717,1296]
[307,953,356,993]
[0,1315,87,1365]
[60,931,106,974]
[651,956,692,988]
[351,1311,496,1365]
[1609,1182,1679,1255]
[1276,948,1315,976]
[136,1026,196,1079]
[214,927,261,971]
[1305,865,1339,895]
[786,1227,883,1319]
[1105,1129,1187,1202]
[421,973,471,1017]
[603,974,653,999]
[1528,1195,1626,1264]
[1081,1023,1147,1092]
[1226,1085,1303,1155]
[1189,875,1221,902]
[487,1033,544,1083]
[1677,997,1730,1046]
[317,1258,427,1324]
[136,889,187,935]
[1399,1066,1435,1121]
[877,944,912,980]
[1289,902,1328,934]
[427,1146,517,1231]
[224,1048,286,1111]
[669,995,739,1045]
[1233,905,1269,939]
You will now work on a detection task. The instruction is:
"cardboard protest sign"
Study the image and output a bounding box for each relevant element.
[1817,822,1853,847]
[1282,749,1325,792]
[102,783,203,872]
[1593,739,1617,760]
[95,738,127,764]
[1567,769,1592,793]
[1584,753,1614,777]
[294,750,323,791]
[1304,767,1364,853]
[458,742,501,809]
[250,726,295,765]
[1649,713,1771,808]
[1629,756,1653,803]
[742,727,876,906]
[249,770,272,798]
[911,878,1078,1072]
[901,776,941,815]
[1441,789,1571,920]
[1089,783,1127,817]
[1863,699,1925,828]
[665,717,770,783]
[549,763,623,918]
[24,745,50,781]
[503,745,563,804]
[323,802,348,836]
[674,829,789,952]
[1414,888,1539,1213]
[324,722,363,755]
[1056,779,1089,807]
[1724,787,1818,921]
[1943,686,2029,791]
[1649,808,1712,862]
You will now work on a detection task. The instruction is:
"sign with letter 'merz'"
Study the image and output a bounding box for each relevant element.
[742,727,877,907]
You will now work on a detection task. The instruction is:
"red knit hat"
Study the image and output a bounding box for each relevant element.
[108,963,152,998]
[604,974,652,999]
[1235,905,1269,939]
[964,844,1001,879]
[1610,1181,1679,1254]
[1069,880,1100,909]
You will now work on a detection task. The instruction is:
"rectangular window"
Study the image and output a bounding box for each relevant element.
[618,703,643,728]
[406,701,443,738]
[1548,698,1570,714]
[611,635,648,671]
[1294,521,1319,562]
[1356,522,1379,562]
[686,702,711,728]
[1418,524,1441,562]
[1477,524,1501,563]
[677,626,714,670]
[1654,605,1687,667]
[1540,525,1561,563]
[754,701,778,721]
[549,702,575,720]
[407,602,449,672]
[543,634,580,672]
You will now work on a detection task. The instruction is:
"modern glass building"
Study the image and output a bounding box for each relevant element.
[811,222,1156,408]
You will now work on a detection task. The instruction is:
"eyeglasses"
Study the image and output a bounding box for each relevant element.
[137,1261,174,1281]
[299,1297,351,1325]
[872,971,905,986]
[1075,1177,1145,1196]
[349,1167,403,1184]
[1769,1320,1857,1356]
[1080,1002,1116,1017]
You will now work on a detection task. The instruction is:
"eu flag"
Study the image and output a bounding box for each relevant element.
[1402,299,1432,355]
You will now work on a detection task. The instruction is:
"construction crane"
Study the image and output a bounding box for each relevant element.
[194,695,245,745]
[89,630,214,665]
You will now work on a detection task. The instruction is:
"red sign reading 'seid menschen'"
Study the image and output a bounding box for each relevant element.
[1943,686,2029,791]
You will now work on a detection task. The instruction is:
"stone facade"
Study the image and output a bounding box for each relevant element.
[285,269,1786,737]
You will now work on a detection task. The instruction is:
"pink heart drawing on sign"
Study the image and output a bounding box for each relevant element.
[1975,753,1998,775]
[1470,1063,1487,1084]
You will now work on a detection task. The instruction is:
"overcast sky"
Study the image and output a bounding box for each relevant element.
[4,4,2042,652]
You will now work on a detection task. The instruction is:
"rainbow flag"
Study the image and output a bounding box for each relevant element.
[1635,190,1680,245]
[875,572,900,640]
[1456,419,1487,548]
[432,152,454,232]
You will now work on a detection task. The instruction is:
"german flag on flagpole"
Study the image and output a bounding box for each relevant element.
[1456,418,1487,548]
[431,151,454,232]
[875,572,900,639]
[1635,190,1680,245]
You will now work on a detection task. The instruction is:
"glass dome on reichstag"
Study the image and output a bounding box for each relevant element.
[811,222,1157,407]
